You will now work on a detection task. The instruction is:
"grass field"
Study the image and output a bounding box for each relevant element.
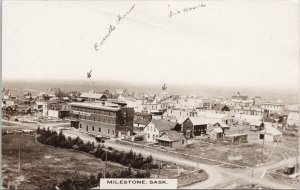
[2,134,126,189]
[2,133,205,189]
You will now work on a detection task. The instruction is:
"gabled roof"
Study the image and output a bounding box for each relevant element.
[212,104,230,111]
[188,117,209,125]
[214,122,230,129]
[213,127,223,133]
[149,119,178,131]
[157,130,186,142]
[134,117,151,126]
[80,92,106,100]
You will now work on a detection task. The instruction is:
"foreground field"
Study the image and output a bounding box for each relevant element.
[2,134,126,189]
[2,132,207,189]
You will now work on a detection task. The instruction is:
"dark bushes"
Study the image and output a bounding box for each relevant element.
[36,127,158,170]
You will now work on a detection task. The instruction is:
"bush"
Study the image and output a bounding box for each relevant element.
[36,128,158,170]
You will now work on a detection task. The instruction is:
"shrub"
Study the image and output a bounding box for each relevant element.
[37,129,158,170]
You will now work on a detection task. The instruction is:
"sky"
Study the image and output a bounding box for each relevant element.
[3,0,299,90]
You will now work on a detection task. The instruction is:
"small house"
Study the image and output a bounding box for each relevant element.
[211,104,230,113]
[143,119,179,143]
[259,123,282,142]
[213,122,230,133]
[249,120,264,131]
[156,130,187,148]
[208,127,224,140]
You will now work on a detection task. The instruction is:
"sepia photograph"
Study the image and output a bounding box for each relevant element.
[2,0,299,189]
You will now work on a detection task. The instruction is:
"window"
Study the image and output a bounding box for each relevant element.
[92,126,94,131]
[93,117,96,121]
[112,130,115,135]
[79,124,82,128]
[156,135,158,138]
[108,129,110,134]
[148,134,150,138]
[86,125,88,131]
[182,140,184,145]
[99,128,101,132]
[153,134,155,140]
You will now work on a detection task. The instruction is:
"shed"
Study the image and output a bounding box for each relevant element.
[259,124,282,142]
[249,120,264,131]
[208,127,224,140]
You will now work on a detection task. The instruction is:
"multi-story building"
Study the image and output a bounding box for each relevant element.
[69,102,134,138]
[262,102,285,113]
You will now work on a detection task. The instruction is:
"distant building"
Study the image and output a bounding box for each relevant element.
[35,102,48,117]
[80,92,107,101]
[231,92,249,101]
[211,104,230,113]
[262,102,285,113]
[287,112,299,127]
[70,102,134,138]
[47,101,71,119]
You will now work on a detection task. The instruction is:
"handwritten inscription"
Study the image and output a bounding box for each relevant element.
[94,4,135,51]
[169,4,206,18]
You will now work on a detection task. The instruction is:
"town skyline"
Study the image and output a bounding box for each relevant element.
[3,79,298,105]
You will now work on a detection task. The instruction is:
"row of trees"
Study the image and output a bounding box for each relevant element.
[36,127,158,170]
[37,127,95,153]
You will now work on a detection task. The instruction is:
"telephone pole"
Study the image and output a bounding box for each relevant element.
[104,151,108,178]
[18,144,21,172]
[261,127,266,162]
[158,162,161,178]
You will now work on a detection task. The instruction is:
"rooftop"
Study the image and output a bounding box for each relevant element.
[150,119,178,131]
[70,102,120,111]
[80,92,106,99]
[156,130,185,142]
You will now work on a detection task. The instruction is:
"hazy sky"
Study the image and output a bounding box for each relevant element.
[3,0,299,90]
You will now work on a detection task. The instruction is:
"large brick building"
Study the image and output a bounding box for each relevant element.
[70,102,134,138]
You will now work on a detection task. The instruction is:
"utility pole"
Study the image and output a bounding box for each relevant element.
[261,127,266,162]
[158,162,161,178]
[18,144,21,172]
[104,150,108,178]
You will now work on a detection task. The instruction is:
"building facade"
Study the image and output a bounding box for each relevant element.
[70,102,134,138]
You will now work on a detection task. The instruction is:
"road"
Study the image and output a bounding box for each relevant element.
[3,121,297,189]
[60,129,295,189]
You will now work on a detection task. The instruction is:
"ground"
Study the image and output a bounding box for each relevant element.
[2,133,124,189]
[2,123,208,189]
